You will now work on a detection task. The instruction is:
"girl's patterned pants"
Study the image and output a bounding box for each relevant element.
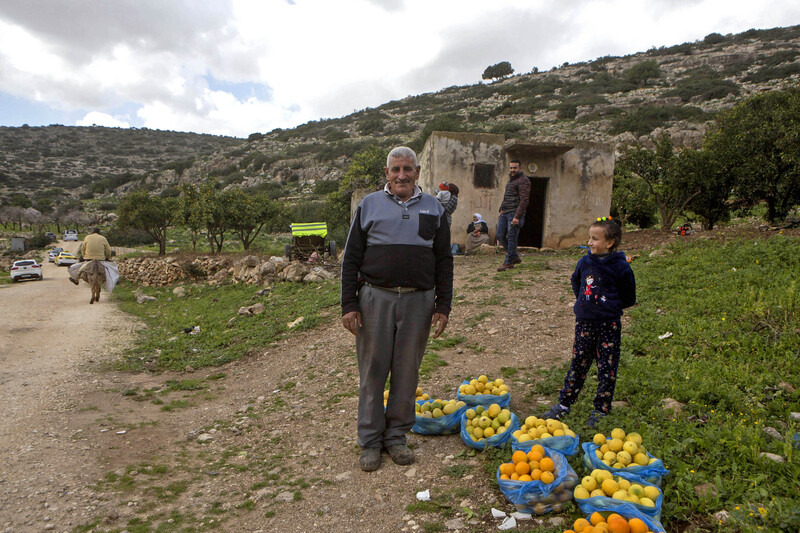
[557,319,622,414]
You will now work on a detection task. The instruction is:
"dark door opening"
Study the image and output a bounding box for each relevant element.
[519,177,548,248]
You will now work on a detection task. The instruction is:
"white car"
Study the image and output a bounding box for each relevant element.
[64,229,78,241]
[10,260,43,282]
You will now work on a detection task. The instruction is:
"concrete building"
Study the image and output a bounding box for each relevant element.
[418,131,615,250]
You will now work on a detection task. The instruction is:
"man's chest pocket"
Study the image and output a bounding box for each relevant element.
[418,214,438,240]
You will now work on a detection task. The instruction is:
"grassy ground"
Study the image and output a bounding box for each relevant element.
[113,279,340,371]
[530,237,800,531]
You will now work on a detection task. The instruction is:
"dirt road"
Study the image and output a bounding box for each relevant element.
[0,242,140,532]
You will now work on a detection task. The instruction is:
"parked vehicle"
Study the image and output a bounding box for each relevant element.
[10,260,43,282]
[63,229,78,241]
[55,251,78,266]
[44,232,57,241]
[48,247,64,262]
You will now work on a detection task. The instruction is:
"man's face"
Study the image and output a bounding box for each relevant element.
[509,162,520,177]
[385,156,420,201]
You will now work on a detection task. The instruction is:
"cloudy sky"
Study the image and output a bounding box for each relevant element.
[1,0,799,138]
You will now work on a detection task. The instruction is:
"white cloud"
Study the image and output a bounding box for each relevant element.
[0,0,800,136]
[77,111,130,128]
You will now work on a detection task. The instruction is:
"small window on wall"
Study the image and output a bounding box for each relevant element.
[473,163,496,188]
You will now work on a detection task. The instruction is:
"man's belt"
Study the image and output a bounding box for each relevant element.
[364,282,418,294]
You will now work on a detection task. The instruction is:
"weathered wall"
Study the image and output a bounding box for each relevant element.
[419,131,505,247]
[540,141,615,249]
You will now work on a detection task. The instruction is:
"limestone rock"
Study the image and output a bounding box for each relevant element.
[694,483,717,499]
[279,263,309,282]
[237,307,252,317]
[249,302,265,315]
[762,426,782,440]
[445,518,465,530]
[759,452,785,463]
[649,248,673,258]
[172,286,186,297]
[661,397,683,413]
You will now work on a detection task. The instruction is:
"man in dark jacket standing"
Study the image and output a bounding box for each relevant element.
[341,146,453,472]
[496,159,531,271]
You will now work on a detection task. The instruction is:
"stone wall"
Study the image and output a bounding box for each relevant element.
[118,254,338,287]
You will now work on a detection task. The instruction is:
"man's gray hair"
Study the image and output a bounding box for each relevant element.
[386,146,418,167]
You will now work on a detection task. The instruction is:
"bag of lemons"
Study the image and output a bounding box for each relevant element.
[411,398,467,435]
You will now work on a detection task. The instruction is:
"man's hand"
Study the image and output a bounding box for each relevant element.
[511,217,519,225]
[431,313,448,338]
[342,311,362,336]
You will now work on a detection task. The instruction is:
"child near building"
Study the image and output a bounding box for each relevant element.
[542,217,636,428]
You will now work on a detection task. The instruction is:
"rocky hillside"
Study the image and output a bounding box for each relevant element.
[3,25,800,206]
[0,125,240,201]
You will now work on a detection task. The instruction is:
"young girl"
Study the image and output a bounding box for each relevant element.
[542,217,636,428]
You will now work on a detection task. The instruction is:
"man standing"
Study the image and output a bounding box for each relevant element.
[341,146,453,472]
[69,227,112,285]
[496,159,531,271]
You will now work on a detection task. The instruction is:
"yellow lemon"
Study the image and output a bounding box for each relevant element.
[574,486,590,499]
[626,432,643,445]
[601,478,619,496]
[593,433,606,446]
[608,438,624,452]
[622,440,639,456]
[581,475,598,491]
[610,428,626,440]
[634,453,649,466]
[639,497,656,508]
[643,485,660,500]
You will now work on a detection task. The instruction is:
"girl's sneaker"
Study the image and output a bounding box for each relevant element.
[586,410,605,429]
[542,404,569,420]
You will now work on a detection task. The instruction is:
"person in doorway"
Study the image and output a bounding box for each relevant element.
[69,227,112,285]
[496,159,530,271]
[341,146,453,472]
[541,217,636,428]
[465,213,490,255]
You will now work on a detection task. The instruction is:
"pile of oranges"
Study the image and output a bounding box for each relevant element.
[563,511,660,533]
[498,445,557,484]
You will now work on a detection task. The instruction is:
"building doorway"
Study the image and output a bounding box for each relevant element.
[519,177,548,248]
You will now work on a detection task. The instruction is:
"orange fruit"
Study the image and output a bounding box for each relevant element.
[530,468,542,481]
[510,472,519,480]
[514,461,531,475]
[518,474,533,482]
[528,459,539,471]
[539,456,555,472]
[500,462,515,476]
[590,512,606,525]
[574,518,591,531]
[540,470,554,484]
[531,444,546,456]
[591,524,610,533]
[527,449,544,462]
[607,514,623,523]
[512,450,528,464]
[628,518,648,533]
[499,473,509,480]
[607,516,630,533]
